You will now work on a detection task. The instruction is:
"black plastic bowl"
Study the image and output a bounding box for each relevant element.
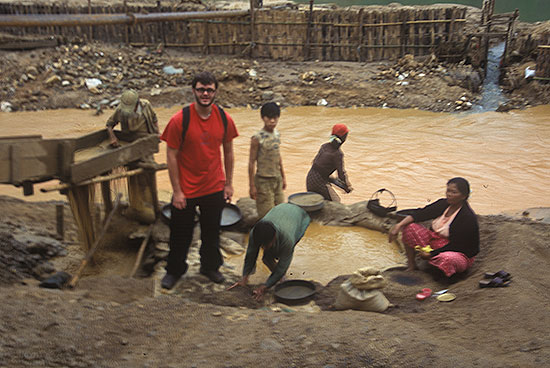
[161,203,242,228]
[274,279,316,305]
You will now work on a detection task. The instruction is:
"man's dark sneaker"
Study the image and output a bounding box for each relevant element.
[200,269,225,284]
[161,273,181,290]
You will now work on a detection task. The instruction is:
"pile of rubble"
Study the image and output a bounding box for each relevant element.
[0,228,66,285]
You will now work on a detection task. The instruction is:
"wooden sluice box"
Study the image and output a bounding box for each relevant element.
[0,129,159,194]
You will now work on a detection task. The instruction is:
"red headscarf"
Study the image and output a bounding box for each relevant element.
[332,124,349,137]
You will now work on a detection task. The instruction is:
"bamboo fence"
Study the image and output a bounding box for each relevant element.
[0,3,470,62]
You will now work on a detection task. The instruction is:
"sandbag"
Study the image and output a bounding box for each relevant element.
[334,280,390,313]
[348,267,386,290]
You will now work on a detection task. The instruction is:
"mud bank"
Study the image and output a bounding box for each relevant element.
[0,194,549,367]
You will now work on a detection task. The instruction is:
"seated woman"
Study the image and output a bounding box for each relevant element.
[306,124,353,202]
[388,177,479,277]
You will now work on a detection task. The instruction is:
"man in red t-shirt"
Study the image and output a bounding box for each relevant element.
[160,71,239,289]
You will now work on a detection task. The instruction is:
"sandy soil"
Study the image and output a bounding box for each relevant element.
[1,194,549,367]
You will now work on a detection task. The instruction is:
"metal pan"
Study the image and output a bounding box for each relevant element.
[288,192,324,212]
[220,203,242,228]
[274,279,316,305]
[160,203,242,228]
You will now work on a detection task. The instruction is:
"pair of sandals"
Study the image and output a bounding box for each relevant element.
[479,270,512,288]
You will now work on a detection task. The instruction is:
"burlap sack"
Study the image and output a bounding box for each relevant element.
[334,280,390,313]
[348,267,386,290]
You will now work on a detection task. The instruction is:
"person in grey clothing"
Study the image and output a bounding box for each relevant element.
[228,203,311,300]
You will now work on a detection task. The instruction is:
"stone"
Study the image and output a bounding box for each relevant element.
[45,75,61,85]
[260,338,283,351]
[261,91,274,101]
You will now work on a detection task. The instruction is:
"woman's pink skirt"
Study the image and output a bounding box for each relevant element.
[401,223,474,277]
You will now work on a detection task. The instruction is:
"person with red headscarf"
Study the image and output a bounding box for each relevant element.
[306,124,353,202]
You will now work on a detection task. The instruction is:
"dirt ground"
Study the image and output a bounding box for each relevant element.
[1,194,549,367]
[1,2,550,367]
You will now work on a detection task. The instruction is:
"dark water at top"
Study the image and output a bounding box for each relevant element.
[296,0,549,23]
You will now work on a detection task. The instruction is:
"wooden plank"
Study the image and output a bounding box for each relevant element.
[0,135,42,141]
[70,134,159,184]
[58,140,74,182]
[0,139,61,184]
[74,129,109,151]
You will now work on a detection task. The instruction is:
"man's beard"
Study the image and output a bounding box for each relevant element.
[195,94,215,108]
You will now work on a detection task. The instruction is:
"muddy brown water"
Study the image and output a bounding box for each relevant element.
[2,106,550,283]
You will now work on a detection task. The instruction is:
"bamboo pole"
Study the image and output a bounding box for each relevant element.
[56,204,64,240]
[67,184,96,252]
[0,10,250,27]
[129,224,153,278]
[0,11,465,29]
[40,164,167,193]
[129,41,249,48]
[68,194,122,288]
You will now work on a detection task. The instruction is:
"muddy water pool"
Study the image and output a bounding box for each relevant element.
[2,106,549,283]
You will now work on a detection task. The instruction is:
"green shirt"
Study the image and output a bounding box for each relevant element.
[243,203,311,288]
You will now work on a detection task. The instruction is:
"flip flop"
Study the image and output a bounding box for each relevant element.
[484,270,512,281]
[479,276,511,288]
[416,288,432,301]
[415,245,433,253]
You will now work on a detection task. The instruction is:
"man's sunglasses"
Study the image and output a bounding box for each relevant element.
[194,87,216,94]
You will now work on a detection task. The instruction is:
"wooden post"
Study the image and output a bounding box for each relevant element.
[399,10,407,57]
[203,19,210,55]
[482,1,493,76]
[304,0,314,60]
[88,0,92,41]
[366,11,373,61]
[449,7,456,42]
[157,1,166,46]
[56,204,64,240]
[129,224,153,278]
[357,8,364,62]
[127,171,156,225]
[502,9,519,66]
[249,0,256,58]
[101,180,113,217]
[124,0,129,44]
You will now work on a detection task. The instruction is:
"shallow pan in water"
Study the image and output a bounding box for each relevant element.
[274,279,316,305]
[161,203,242,228]
[288,192,324,212]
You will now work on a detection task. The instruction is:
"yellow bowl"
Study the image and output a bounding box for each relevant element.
[436,293,456,302]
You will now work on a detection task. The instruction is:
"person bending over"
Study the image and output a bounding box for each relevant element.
[229,203,311,300]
